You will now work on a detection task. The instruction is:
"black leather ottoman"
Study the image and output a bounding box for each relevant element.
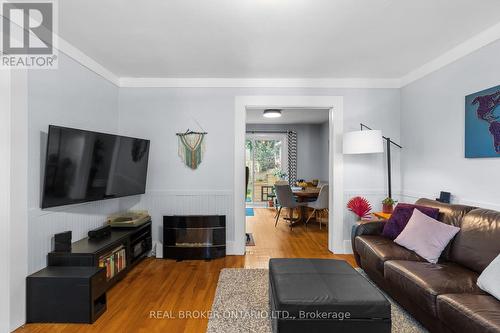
[269,258,391,333]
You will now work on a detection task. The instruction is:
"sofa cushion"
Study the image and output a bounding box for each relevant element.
[450,208,500,273]
[437,294,500,333]
[415,198,476,261]
[415,198,476,227]
[384,260,482,317]
[382,203,440,240]
[355,235,424,275]
[394,209,460,263]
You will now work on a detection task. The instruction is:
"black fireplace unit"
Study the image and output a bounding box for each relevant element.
[163,215,226,260]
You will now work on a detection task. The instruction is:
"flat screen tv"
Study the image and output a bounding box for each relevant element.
[42,125,150,208]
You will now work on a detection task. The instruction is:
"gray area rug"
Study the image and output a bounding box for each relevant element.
[207,268,428,333]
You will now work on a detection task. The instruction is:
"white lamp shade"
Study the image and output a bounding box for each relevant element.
[343,130,384,154]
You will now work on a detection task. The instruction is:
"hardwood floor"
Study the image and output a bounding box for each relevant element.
[17,208,355,333]
[245,207,356,268]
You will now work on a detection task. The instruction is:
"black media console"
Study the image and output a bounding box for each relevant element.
[27,221,152,323]
[27,266,107,323]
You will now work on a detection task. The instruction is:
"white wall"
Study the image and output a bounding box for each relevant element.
[319,122,330,181]
[401,39,500,210]
[246,123,327,181]
[27,53,121,273]
[118,87,401,248]
[1,69,30,332]
[0,69,12,333]
[10,70,28,332]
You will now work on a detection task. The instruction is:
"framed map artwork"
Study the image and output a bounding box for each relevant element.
[465,85,500,158]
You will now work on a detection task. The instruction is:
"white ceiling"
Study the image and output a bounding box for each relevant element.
[246,108,329,124]
[59,0,500,79]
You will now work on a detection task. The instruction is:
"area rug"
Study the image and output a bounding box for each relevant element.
[246,208,255,216]
[246,233,255,246]
[207,268,428,333]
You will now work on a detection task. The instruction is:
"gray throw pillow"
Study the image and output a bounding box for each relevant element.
[477,253,500,301]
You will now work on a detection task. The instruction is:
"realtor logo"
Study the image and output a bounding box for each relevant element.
[1,1,57,68]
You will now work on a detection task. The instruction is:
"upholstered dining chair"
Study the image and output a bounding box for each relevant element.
[317,181,328,188]
[305,184,329,229]
[273,180,289,216]
[274,184,306,230]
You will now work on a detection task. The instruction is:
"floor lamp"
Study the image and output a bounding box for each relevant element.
[343,123,402,199]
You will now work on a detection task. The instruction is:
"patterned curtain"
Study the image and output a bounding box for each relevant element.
[287,131,297,185]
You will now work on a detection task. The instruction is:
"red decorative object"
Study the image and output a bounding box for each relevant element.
[347,196,372,219]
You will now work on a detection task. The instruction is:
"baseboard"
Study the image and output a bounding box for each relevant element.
[226,241,242,255]
[343,240,353,254]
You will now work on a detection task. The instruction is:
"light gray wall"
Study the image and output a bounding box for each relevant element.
[401,39,500,210]
[27,53,121,273]
[319,122,330,181]
[118,87,401,246]
[0,69,12,332]
[25,55,402,271]
[246,123,328,182]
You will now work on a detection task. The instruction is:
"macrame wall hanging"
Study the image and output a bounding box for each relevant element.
[176,129,207,170]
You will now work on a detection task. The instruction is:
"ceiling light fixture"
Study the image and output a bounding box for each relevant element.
[263,109,282,118]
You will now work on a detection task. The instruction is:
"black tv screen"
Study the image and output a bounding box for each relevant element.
[42,125,150,208]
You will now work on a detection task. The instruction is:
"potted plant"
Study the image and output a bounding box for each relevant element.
[382,197,397,214]
[347,196,372,221]
[273,169,287,180]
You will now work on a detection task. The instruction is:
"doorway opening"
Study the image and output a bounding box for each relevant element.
[244,107,332,260]
[234,96,344,256]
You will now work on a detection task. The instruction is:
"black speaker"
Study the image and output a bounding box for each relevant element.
[88,225,111,240]
[54,231,72,252]
[436,191,451,204]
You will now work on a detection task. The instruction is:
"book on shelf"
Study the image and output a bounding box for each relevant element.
[98,245,127,280]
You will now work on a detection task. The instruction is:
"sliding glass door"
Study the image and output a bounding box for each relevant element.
[245,133,288,205]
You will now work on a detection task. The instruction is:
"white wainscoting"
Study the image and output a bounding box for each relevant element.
[28,199,121,274]
[33,189,447,272]
[122,190,235,254]
[400,191,500,211]
[28,190,235,273]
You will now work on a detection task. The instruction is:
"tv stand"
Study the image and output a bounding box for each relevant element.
[26,221,153,323]
[47,220,152,291]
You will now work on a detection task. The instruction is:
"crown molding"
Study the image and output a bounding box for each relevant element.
[400,21,500,87]
[118,77,401,89]
[56,37,120,87]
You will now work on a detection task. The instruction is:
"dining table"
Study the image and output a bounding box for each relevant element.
[292,187,320,222]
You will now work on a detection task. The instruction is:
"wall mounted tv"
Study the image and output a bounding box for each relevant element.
[42,125,150,209]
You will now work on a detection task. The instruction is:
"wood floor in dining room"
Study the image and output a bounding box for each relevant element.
[17,208,356,333]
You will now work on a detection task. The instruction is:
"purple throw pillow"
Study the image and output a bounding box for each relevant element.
[382,203,440,240]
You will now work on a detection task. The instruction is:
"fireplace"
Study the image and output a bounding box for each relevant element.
[163,215,226,260]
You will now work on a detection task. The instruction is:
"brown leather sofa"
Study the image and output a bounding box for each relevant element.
[352,198,500,333]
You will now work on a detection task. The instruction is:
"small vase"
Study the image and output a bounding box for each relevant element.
[382,204,393,214]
